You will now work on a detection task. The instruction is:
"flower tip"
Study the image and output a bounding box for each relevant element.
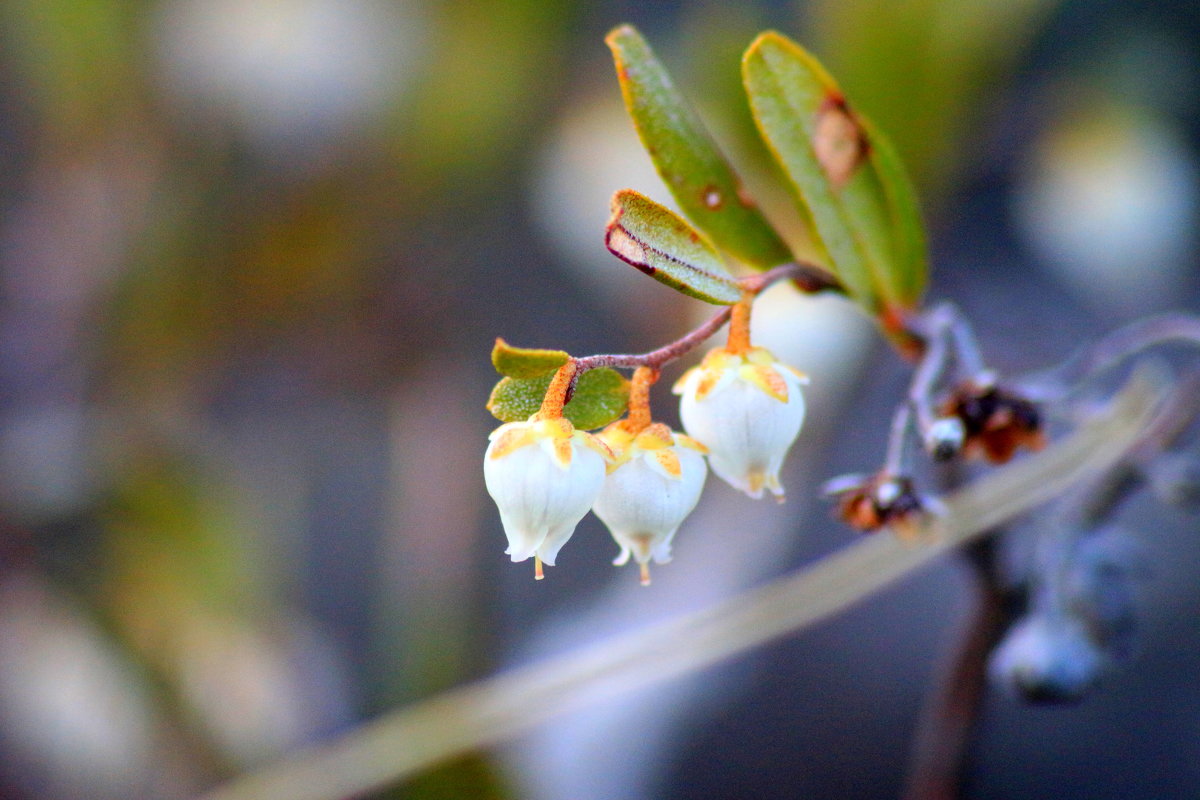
[534,555,545,581]
[639,562,651,586]
[745,470,788,502]
[506,542,535,563]
[767,473,786,503]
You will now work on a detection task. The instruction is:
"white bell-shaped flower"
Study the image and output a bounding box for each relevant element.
[484,416,612,575]
[592,423,708,584]
[674,346,808,500]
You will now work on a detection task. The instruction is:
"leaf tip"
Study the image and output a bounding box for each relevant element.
[743,29,786,60]
[605,23,644,61]
[604,23,633,41]
[491,336,508,360]
[485,383,503,418]
[605,189,652,273]
[605,222,652,276]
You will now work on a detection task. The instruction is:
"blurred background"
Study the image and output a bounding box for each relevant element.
[0,0,1198,798]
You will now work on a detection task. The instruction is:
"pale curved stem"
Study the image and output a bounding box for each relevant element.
[1016,313,1200,401]
[198,375,1164,800]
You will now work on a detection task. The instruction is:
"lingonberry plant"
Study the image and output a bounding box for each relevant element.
[481,18,1200,741]
[204,24,1199,800]
[485,27,929,584]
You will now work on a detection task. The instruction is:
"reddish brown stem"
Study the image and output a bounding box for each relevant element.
[573,305,733,374]
[555,262,845,414]
[902,540,1009,800]
[738,260,842,295]
[570,261,841,381]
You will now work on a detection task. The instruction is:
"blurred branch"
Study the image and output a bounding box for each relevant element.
[902,537,1010,800]
[199,373,1164,800]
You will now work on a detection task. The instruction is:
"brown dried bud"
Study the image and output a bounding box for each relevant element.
[941,382,1046,464]
[824,472,925,536]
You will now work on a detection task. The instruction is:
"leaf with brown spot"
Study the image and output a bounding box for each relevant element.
[606,24,793,269]
[742,32,928,316]
[813,96,869,189]
[606,190,743,305]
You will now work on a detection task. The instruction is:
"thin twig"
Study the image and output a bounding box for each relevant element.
[571,261,842,377]
[738,260,842,295]
[1064,370,1200,529]
[884,402,913,476]
[1015,313,1200,402]
[902,538,1010,800]
[572,305,732,374]
[899,302,983,458]
[910,318,949,427]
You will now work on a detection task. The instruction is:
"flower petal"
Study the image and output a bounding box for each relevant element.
[740,364,789,403]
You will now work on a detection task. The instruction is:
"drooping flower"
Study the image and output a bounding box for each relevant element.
[673,346,808,500]
[484,416,613,575]
[592,422,708,584]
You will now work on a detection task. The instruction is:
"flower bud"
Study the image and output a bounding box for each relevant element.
[673,346,808,500]
[484,416,612,572]
[925,417,966,461]
[592,423,708,584]
[989,614,1108,704]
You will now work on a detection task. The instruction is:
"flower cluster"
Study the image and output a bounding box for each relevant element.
[484,345,809,583]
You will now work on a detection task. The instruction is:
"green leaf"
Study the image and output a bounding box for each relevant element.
[606,190,743,305]
[491,338,570,379]
[487,368,630,430]
[861,116,928,310]
[606,24,793,269]
[742,31,928,314]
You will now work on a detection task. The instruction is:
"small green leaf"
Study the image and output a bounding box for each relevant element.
[606,189,743,305]
[606,24,793,269]
[491,338,570,379]
[742,32,928,314]
[487,368,630,431]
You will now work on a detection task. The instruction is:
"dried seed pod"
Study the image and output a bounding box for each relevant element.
[824,472,925,536]
[941,381,1046,463]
